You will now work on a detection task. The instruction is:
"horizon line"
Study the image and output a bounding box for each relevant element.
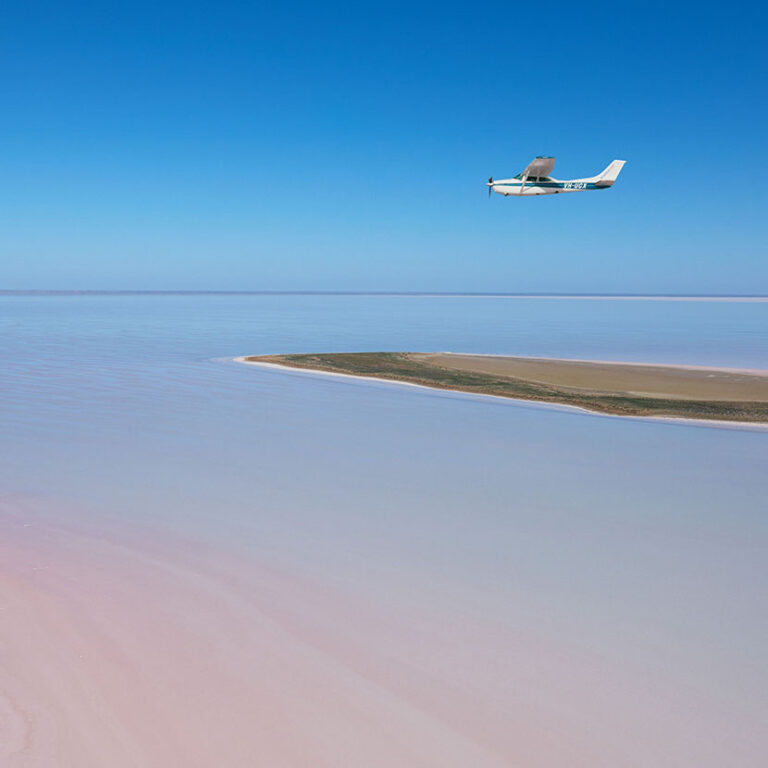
[1,290,768,302]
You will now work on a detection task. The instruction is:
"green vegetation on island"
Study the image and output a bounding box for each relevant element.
[241,352,768,423]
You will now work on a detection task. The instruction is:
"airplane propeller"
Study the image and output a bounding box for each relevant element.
[487,177,493,198]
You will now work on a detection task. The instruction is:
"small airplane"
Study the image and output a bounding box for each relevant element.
[487,156,625,197]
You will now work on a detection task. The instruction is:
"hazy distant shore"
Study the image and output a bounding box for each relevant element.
[237,352,768,423]
[3,290,768,301]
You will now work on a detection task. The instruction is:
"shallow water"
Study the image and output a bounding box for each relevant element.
[1,293,767,766]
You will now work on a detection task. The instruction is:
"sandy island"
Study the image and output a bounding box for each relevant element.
[238,352,768,423]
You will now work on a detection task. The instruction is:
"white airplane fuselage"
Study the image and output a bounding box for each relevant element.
[491,177,602,196]
[489,159,626,197]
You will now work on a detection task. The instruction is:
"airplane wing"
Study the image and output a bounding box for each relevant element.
[523,156,555,179]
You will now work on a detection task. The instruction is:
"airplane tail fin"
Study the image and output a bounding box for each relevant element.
[593,159,626,187]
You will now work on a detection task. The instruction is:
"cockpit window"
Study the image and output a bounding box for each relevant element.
[513,174,552,182]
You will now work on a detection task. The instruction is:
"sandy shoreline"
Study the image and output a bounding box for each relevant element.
[234,353,768,430]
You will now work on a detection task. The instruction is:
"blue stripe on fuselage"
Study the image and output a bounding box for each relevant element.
[495,182,599,190]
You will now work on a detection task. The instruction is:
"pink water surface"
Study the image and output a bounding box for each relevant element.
[1,490,763,767]
[2,294,767,765]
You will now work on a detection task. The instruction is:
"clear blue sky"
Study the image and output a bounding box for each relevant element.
[1,1,766,293]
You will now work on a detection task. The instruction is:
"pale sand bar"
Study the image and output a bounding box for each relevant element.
[412,353,768,401]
